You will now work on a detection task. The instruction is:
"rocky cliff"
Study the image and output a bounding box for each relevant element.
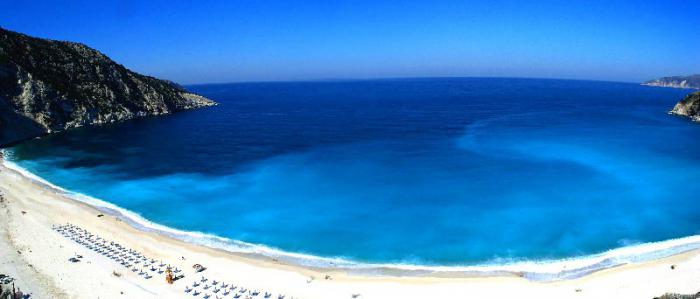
[670,91,700,122]
[643,74,700,89]
[0,28,215,147]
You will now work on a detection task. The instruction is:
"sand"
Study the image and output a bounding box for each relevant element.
[1,161,699,299]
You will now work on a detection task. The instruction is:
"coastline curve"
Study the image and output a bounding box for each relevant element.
[3,148,700,282]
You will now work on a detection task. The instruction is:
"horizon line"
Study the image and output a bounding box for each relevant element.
[182,75,647,87]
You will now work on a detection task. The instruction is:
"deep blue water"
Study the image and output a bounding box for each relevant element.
[7,78,700,266]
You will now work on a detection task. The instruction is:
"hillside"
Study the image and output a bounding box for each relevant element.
[0,28,215,147]
[643,74,700,89]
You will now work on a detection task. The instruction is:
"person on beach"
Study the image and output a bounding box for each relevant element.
[165,269,174,284]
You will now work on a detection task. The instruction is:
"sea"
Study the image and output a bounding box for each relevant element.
[5,77,700,278]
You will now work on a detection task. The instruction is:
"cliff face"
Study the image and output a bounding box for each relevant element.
[0,28,215,147]
[670,91,700,122]
[643,74,700,89]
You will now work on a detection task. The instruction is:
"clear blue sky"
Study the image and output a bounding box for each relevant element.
[2,0,699,84]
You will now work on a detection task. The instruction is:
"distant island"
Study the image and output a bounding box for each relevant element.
[0,28,216,147]
[642,74,700,89]
[642,74,700,122]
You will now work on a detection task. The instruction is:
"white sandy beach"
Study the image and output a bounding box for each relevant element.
[1,160,699,299]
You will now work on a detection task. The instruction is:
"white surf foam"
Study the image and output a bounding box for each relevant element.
[3,148,700,281]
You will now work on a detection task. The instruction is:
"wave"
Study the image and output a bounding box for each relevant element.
[3,148,700,281]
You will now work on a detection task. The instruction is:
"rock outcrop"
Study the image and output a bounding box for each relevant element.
[653,292,700,299]
[643,74,700,89]
[670,91,700,122]
[0,28,216,147]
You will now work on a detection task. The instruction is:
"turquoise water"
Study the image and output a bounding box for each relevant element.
[6,78,700,268]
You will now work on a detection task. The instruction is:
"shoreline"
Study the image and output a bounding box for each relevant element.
[641,82,700,90]
[4,151,700,280]
[2,155,700,298]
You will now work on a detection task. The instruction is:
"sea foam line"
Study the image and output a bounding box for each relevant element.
[3,148,700,281]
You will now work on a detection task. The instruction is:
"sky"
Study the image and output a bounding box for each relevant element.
[1,0,699,84]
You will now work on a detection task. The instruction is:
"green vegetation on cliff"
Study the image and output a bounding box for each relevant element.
[0,28,215,146]
[670,91,700,122]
